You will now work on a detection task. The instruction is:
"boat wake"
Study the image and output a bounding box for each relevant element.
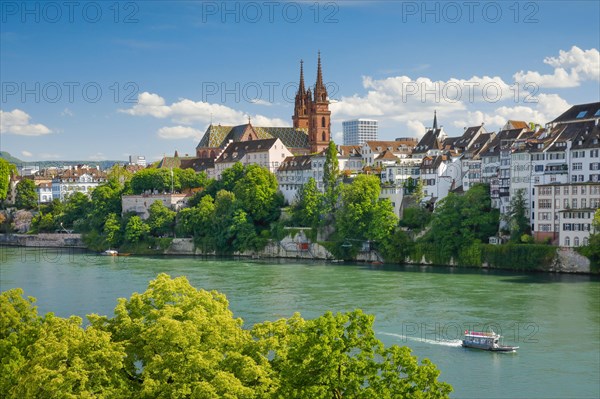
[378,332,463,347]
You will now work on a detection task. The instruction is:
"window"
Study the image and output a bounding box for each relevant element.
[539,199,552,208]
[565,237,570,246]
[582,198,587,208]
[576,111,588,118]
[572,163,582,171]
[572,199,577,208]
[574,237,579,246]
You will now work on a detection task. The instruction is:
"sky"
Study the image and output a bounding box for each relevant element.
[1,0,599,162]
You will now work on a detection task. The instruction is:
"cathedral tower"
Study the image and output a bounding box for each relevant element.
[308,52,331,153]
[292,60,309,129]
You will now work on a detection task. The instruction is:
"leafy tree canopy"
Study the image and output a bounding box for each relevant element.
[1,274,452,399]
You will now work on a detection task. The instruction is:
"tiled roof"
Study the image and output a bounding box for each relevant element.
[551,102,600,124]
[338,145,362,157]
[196,123,309,151]
[413,128,443,153]
[507,120,528,129]
[365,140,415,153]
[375,149,399,161]
[481,128,526,157]
[216,138,278,164]
[277,155,313,172]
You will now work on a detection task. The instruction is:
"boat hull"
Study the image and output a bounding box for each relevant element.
[462,342,519,352]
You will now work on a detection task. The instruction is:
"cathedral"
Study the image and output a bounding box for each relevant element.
[195,53,331,157]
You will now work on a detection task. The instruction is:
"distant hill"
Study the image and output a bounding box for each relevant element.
[0,151,23,164]
[0,151,125,171]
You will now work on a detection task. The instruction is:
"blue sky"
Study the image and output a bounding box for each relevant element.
[1,0,599,162]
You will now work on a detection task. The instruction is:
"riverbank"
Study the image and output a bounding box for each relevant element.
[0,233,593,274]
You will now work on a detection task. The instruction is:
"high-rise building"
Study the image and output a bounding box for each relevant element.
[342,119,378,145]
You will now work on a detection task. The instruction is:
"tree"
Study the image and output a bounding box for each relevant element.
[88,274,276,398]
[399,206,431,231]
[15,179,37,209]
[335,175,398,257]
[104,213,121,248]
[0,159,16,202]
[61,192,91,228]
[124,216,149,243]
[252,309,452,398]
[233,164,281,225]
[130,168,171,194]
[579,209,600,270]
[504,188,530,242]
[323,140,340,214]
[147,201,176,237]
[291,177,323,229]
[2,274,453,398]
[177,194,215,250]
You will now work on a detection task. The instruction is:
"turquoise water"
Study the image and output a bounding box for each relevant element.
[1,248,599,398]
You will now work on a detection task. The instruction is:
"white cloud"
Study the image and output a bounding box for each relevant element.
[61,108,74,117]
[513,46,600,88]
[406,120,426,138]
[0,109,52,136]
[21,150,33,157]
[121,92,289,127]
[157,126,204,140]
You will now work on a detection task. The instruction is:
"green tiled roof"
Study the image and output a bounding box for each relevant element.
[196,124,309,150]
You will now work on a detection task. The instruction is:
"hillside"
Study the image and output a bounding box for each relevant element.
[0,151,124,170]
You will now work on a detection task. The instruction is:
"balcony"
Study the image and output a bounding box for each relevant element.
[545,164,568,174]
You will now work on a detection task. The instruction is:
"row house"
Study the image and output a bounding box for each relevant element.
[277,155,313,204]
[533,182,600,247]
[213,138,292,180]
[338,145,363,176]
[51,166,107,201]
[360,139,416,166]
[461,132,495,191]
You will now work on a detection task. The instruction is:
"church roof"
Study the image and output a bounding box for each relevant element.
[197,123,309,150]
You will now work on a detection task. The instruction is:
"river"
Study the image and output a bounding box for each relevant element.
[1,247,599,399]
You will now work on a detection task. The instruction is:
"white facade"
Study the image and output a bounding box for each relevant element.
[342,119,378,145]
[533,183,599,246]
[51,169,107,201]
[121,194,189,219]
[214,138,292,180]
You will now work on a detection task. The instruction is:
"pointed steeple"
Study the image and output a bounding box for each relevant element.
[314,51,328,103]
[316,51,324,89]
[433,110,438,130]
[298,60,306,94]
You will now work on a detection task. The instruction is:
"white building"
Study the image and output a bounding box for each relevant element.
[533,182,599,246]
[361,139,416,166]
[342,119,378,145]
[129,155,147,167]
[213,138,292,180]
[276,155,313,204]
[51,166,107,201]
[121,193,189,219]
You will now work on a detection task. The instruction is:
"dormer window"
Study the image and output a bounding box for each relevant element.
[576,111,587,118]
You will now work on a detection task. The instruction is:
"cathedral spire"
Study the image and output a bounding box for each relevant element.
[433,110,438,129]
[298,60,306,94]
[314,51,327,103]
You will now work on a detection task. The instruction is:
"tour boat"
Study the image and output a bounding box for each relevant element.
[462,330,519,352]
[102,249,118,256]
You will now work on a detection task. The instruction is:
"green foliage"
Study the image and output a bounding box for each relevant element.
[0,159,16,202]
[505,189,530,242]
[15,179,37,209]
[130,168,172,194]
[480,244,556,270]
[0,275,452,398]
[421,184,499,262]
[323,140,341,214]
[399,206,431,231]
[234,164,282,225]
[334,175,398,259]
[104,213,121,248]
[291,177,323,229]
[61,192,92,228]
[252,309,452,399]
[147,201,176,237]
[578,209,600,272]
[124,216,150,243]
[379,228,414,263]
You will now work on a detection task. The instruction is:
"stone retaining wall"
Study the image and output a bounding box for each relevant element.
[0,233,85,248]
